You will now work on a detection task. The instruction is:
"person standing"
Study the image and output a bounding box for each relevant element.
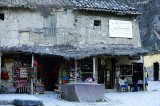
[144,67,149,91]
[132,70,139,92]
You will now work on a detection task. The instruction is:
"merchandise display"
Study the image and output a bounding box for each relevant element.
[62,69,69,84]
[20,67,27,78]
[13,67,21,79]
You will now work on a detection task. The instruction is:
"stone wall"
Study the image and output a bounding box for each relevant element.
[146,65,160,81]
[0,8,44,47]
[0,8,142,48]
[146,66,154,80]
[56,10,142,47]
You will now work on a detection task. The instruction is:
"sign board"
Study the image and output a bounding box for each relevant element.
[109,20,133,38]
[129,56,141,60]
[120,65,133,76]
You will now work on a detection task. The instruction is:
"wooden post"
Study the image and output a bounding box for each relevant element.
[0,52,2,86]
[75,60,77,83]
[143,56,145,91]
[93,57,96,80]
[30,54,34,94]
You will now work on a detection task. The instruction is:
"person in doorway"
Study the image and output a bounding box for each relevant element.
[132,70,139,92]
[144,67,149,91]
[118,76,128,92]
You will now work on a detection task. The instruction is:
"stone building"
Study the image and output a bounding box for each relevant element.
[0,0,148,93]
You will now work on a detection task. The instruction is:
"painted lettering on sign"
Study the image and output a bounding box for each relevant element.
[109,20,133,38]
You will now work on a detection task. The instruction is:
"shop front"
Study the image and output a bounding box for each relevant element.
[0,52,97,94]
[97,56,145,91]
[60,58,94,84]
[0,50,147,94]
[57,55,145,92]
[0,53,64,94]
[1,53,34,93]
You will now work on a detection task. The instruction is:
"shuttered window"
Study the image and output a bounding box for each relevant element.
[43,15,56,36]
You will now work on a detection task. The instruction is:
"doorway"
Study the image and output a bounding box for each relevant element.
[98,58,115,89]
[42,56,62,91]
[153,62,159,81]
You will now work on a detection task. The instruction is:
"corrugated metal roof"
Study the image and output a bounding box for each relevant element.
[61,0,141,15]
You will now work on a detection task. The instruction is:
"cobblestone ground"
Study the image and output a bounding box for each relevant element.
[35,81,160,106]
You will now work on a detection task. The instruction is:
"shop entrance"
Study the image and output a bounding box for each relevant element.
[41,56,62,91]
[98,58,115,89]
[132,63,143,80]
[153,62,159,81]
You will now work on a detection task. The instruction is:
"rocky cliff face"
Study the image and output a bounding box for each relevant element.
[130,0,160,53]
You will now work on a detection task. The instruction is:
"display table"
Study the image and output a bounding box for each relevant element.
[15,80,27,93]
[61,83,105,102]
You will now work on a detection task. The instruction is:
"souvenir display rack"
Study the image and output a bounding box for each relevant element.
[62,69,69,84]
[69,68,81,82]
[13,67,21,80]
[81,58,93,81]
[13,67,31,79]
[20,67,27,78]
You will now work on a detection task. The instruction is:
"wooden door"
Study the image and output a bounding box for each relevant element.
[154,62,159,81]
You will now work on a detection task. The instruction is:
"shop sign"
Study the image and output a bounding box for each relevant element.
[129,56,141,60]
[109,20,133,38]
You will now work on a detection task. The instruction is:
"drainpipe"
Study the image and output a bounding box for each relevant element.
[93,57,96,80]
[75,60,77,83]
[0,52,2,86]
[31,54,34,94]
[143,56,145,91]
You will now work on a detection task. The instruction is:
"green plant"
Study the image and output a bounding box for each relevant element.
[96,98,107,102]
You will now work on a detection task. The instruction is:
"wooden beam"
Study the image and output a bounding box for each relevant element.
[0,52,2,87]
[75,60,77,83]
[30,54,34,95]
[143,56,145,91]
[93,57,96,80]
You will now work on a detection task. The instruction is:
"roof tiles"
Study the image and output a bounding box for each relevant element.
[61,0,141,15]
[0,0,141,15]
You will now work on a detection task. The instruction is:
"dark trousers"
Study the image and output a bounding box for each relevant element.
[133,82,138,92]
[119,84,128,92]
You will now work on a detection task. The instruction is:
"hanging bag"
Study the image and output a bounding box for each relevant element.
[1,71,9,80]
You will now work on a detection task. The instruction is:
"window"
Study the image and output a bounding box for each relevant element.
[43,15,56,36]
[94,20,101,26]
[0,13,4,20]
